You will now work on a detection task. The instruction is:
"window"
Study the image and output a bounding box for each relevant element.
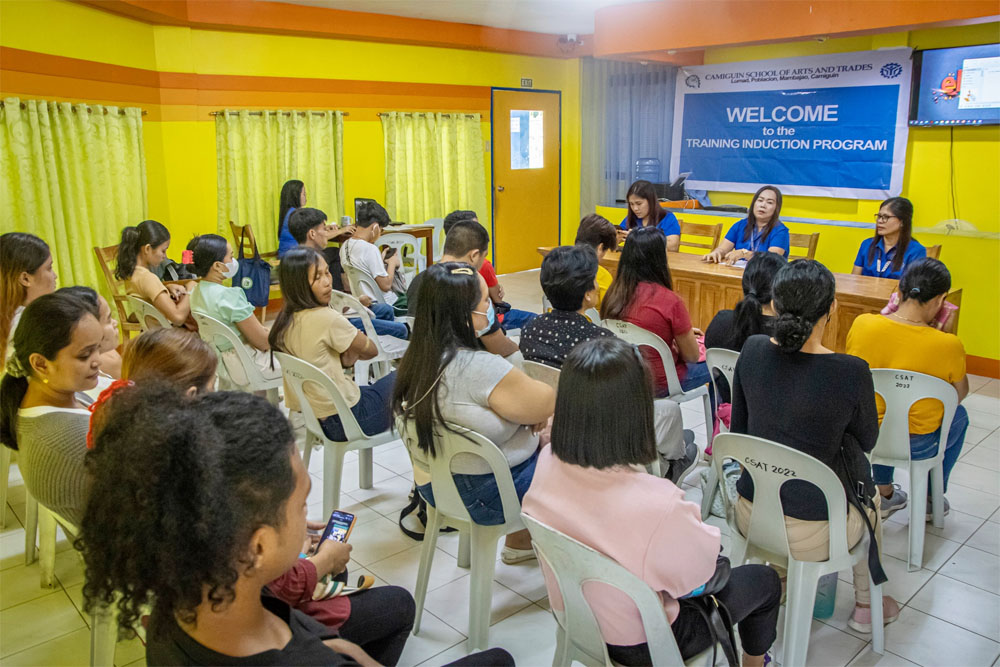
[510,110,544,169]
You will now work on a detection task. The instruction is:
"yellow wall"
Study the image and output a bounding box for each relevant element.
[696,23,1000,361]
[0,0,581,257]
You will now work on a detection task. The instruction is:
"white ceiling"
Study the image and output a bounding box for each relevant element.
[266,0,635,35]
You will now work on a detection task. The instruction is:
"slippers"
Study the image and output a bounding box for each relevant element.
[501,546,536,565]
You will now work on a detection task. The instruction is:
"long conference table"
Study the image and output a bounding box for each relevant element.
[537,247,961,353]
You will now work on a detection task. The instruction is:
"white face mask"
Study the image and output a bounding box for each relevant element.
[221,258,239,279]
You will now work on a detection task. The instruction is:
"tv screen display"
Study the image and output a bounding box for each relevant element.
[909,43,1000,126]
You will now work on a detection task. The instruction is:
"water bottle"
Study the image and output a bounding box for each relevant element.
[813,572,838,619]
[634,157,661,183]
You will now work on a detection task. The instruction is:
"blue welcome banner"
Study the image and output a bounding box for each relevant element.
[670,49,912,199]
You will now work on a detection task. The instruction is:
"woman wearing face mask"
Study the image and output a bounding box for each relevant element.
[56,287,123,384]
[269,247,388,442]
[704,186,789,264]
[392,262,555,563]
[116,219,193,327]
[1,232,57,368]
[852,197,925,280]
[0,292,104,525]
[188,234,280,383]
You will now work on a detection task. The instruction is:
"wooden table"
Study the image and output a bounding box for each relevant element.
[538,247,961,353]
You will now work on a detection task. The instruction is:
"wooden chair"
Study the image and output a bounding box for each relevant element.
[788,232,820,261]
[926,244,942,260]
[93,244,142,341]
[679,221,722,253]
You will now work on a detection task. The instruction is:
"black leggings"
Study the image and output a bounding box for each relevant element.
[337,585,415,666]
[608,564,781,664]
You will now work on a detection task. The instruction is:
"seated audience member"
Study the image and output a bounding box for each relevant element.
[288,205,354,291]
[187,234,280,383]
[704,251,785,403]
[57,286,122,384]
[444,210,537,332]
[522,245,694,482]
[116,219,194,327]
[392,263,555,563]
[0,293,102,524]
[601,227,709,398]
[408,219,519,360]
[120,327,218,394]
[340,201,406,314]
[2,232,56,368]
[731,259,899,634]
[81,384,381,665]
[81,385,511,667]
[573,213,617,305]
[852,197,926,280]
[522,337,780,666]
[619,180,681,251]
[847,258,968,519]
[270,247,391,441]
[291,207,408,341]
[704,186,789,264]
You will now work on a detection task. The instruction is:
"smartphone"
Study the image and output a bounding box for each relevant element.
[318,509,356,547]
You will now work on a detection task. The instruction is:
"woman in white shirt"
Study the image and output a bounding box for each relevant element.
[392,262,555,562]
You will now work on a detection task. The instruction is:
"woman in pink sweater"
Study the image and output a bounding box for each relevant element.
[522,337,780,666]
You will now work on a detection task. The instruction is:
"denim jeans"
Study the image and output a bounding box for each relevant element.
[500,308,537,332]
[872,404,969,493]
[417,450,538,526]
[349,302,409,340]
[319,372,396,441]
[659,360,716,413]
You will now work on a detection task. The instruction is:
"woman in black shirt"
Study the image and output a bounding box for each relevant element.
[730,259,899,636]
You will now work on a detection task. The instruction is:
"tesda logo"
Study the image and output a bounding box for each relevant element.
[880,63,903,79]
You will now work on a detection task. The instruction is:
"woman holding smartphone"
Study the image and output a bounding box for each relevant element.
[619,180,681,251]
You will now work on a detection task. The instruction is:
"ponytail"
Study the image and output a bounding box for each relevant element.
[899,257,950,305]
[771,259,835,354]
[1,293,97,450]
[732,252,786,347]
[114,220,171,281]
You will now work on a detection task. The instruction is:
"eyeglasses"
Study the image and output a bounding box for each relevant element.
[874,214,898,223]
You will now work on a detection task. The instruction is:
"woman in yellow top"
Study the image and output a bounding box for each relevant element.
[574,214,617,307]
[846,258,969,521]
[115,219,194,327]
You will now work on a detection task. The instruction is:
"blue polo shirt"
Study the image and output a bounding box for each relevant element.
[724,218,790,255]
[277,207,298,258]
[854,237,926,279]
[619,210,680,237]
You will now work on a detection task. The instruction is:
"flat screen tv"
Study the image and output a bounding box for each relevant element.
[909,43,1000,126]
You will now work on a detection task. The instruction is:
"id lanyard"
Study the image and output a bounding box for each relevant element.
[749,226,766,252]
[875,246,895,277]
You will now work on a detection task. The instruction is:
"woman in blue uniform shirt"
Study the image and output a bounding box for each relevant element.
[704,186,789,264]
[852,197,925,280]
[619,180,681,251]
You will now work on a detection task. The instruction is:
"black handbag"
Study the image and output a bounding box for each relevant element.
[679,554,739,667]
[398,483,456,541]
[837,436,888,585]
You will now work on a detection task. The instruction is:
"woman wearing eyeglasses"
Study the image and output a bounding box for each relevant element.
[852,197,926,280]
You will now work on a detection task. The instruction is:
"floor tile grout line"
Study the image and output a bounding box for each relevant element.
[928,566,1000,598]
[1,624,92,662]
[905,594,1000,645]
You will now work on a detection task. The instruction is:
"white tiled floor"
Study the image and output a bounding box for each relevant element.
[2,270,998,666]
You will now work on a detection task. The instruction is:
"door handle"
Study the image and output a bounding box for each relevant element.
[496,185,505,192]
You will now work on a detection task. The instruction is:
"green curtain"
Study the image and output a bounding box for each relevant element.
[216,110,344,254]
[0,96,147,295]
[382,112,487,224]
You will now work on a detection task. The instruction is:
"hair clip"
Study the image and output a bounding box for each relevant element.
[181,250,194,264]
[86,379,134,450]
[449,267,474,275]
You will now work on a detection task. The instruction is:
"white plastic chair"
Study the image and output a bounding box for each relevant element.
[601,319,712,457]
[397,418,523,651]
[0,447,10,529]
[712,433,885,666]
[191,312,281,405]
[700,348,741,520]
[328,289,403,386]
[870,368,958,571]
[275,352,397,517]
[522,359,561,391]
[425,217,446,263]
[379,232,426,280]
[343,264,388,307]
[542,295,601,326]
[127,295,170,331]
[521,514,712,667]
